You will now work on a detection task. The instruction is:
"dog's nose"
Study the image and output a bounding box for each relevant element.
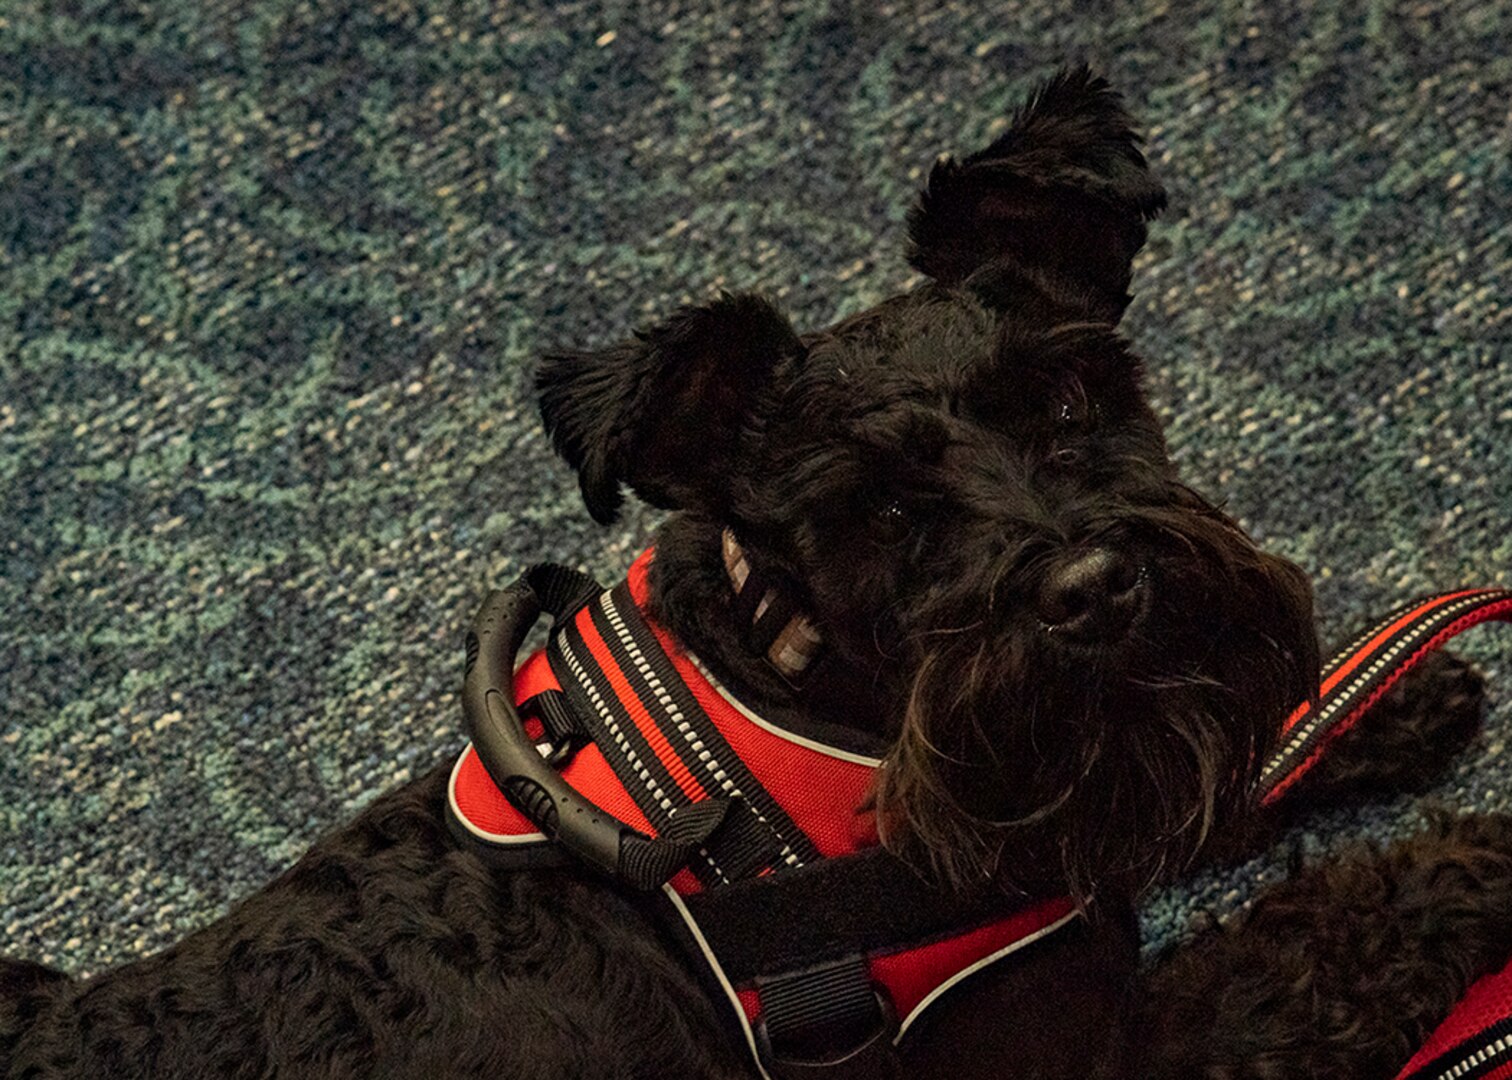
[1036,548,1148,642]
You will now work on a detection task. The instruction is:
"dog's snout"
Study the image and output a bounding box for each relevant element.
[1036,548,1148,642]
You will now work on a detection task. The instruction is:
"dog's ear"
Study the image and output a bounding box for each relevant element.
[536,292,802,524]
[906,65,1167,320]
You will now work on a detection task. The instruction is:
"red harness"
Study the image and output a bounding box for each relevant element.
[446,547,1512,1079]
[449,549,1074,1077]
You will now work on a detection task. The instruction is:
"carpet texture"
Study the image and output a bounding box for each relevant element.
[2,0,1510,977]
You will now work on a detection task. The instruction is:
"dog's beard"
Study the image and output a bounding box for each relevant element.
[872,514,1318,905]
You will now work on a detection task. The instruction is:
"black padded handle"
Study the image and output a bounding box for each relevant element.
[461,575,636,881]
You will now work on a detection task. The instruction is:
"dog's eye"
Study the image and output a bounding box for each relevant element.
[1056,396,1094,430]
[1048,394,1097,467]
[872,500,913,544]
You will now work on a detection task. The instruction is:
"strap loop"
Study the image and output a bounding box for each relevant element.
[619,799,732,890]
[523,689,588,766]
[755,956,902,1079]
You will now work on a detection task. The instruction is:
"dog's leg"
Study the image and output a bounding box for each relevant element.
[1195,651,1487,868]
[1286,649,1486,809]
[1,764,751,1080]
[0,957,69,1070]
[1137,812,1512,1079]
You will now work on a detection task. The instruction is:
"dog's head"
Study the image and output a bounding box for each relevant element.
[536,68,1318,901]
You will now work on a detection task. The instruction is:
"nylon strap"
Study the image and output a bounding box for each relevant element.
[756,956,900,1078]
[680,846,1044,985]
[1398,1015,1512,1080]
[1259,588,1512,805]
[529,562,603,619]
[545,579,818,888]
[527,689,588,747]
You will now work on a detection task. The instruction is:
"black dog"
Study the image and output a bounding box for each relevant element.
[3,67,1508,1080]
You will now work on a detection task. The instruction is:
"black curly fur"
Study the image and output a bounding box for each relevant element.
[2,766,749,1080]
[4,68,1503,1080]
[1139,812,1512,1079]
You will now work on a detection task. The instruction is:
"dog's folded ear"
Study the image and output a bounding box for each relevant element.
[907,65,1167,320]
[536,292,802,524]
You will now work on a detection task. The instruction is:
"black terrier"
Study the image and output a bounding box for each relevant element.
[4,67,1509,1080]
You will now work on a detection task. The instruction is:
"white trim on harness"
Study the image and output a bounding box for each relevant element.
[688,653,886,769]
[446,746,547,845]
[661,884,777,1080]
[892,907,1082,1043]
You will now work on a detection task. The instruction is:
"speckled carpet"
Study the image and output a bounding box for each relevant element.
[2,0,1510,977]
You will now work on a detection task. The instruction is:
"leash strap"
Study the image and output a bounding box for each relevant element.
[1259,588,1512,806]
[1252,588,1512,1080]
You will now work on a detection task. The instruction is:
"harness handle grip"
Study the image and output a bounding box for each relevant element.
[462,577,637,882]
[463,567,727,889]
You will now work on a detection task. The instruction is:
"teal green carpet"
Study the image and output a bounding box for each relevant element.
[2,1,1510,975]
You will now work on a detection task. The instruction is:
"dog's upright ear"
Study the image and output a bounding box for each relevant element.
[907,65,1167,320]
[536,292,803,524]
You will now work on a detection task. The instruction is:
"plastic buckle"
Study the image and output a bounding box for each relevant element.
[519,692,585,769]
[542,733,583,769]
[754,988,903,1079]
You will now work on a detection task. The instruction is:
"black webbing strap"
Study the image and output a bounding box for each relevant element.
[525,689,588,745]
[755,956,901,1079]
[519,567,597,755]
[705,804,788,882]
[680,845,1038,985]
[619,799,732,889]
[529,562,603,621]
